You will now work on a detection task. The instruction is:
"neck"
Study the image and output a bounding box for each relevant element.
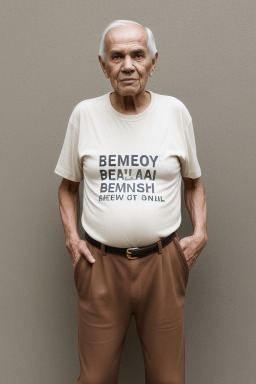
[110,91,151,115]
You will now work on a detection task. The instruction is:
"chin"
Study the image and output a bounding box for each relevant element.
[116,86,143,97]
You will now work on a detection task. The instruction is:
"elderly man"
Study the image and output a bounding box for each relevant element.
[55,19,207,384]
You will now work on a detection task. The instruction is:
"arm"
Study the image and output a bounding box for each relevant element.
[58,178,95,267]
[179,177,208,269]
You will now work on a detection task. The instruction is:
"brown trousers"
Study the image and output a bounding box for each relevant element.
[74,231,189,384]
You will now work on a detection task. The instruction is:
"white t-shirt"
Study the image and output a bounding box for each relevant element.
[54,91,201,247]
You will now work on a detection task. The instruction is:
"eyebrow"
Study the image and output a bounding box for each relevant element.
[109,48,146,56]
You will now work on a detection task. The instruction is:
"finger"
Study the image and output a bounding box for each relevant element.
[189,258,196,270]
[72,253,81,268]
[79,242,95,264]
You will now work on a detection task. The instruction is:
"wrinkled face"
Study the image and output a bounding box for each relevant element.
[99,24,157,96]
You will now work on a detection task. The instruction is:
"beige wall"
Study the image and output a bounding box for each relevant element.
[1,1,256,383]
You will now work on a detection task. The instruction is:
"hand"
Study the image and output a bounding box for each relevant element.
[179,233,207,270]
[65,237,96,268]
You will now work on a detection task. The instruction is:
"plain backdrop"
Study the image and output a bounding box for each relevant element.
[1,1,256,383]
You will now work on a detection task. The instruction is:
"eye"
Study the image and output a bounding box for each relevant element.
[134,53,144,60]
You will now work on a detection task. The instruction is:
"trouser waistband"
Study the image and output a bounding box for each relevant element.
[84,231,177,259]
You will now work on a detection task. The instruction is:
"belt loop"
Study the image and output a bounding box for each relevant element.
[101,243,106,256]
[157,240,162,254]
[175,231,180,241]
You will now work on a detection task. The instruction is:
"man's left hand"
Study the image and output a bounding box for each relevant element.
[179,234,207,270]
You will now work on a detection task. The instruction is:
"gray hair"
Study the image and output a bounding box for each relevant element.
[99,19,157,62]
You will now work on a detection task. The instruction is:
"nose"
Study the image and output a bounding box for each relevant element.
[122,55,135,72]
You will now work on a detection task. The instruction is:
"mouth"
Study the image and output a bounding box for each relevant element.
[120,78,138,84]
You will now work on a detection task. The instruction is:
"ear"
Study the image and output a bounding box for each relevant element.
[98,55,109,79]
[149,52,158,77]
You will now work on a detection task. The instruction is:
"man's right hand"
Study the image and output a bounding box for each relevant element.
[66,237,96,269]
[57,178,96,268]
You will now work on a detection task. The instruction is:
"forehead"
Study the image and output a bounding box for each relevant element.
[105,25,149,53]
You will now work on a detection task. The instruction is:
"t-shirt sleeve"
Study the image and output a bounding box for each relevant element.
[180,105,202,178]
[54,106,83,182]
